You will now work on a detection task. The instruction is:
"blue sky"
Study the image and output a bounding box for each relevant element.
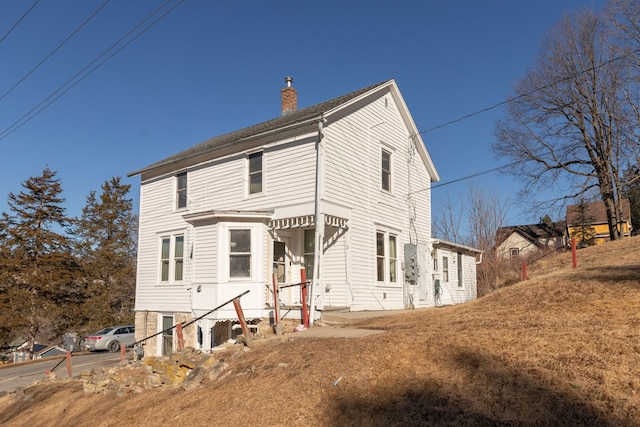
[0,0,604,231]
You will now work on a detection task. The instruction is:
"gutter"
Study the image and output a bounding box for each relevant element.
[310,114,326,327]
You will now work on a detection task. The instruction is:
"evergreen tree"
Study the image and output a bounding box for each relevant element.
[0,167,80,355]
[571,199,597,247]
[73,177,137,332]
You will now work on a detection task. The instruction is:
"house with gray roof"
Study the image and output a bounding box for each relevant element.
[128,78,478,356]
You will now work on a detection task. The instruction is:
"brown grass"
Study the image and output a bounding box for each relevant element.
[1,237,639,426]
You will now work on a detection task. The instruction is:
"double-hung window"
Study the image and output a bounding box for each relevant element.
[442,256,449,283]
[381,149,391,192]
[160,234,184,283]
[248,151,263,195]
[176,172,187,209]
[229,229,251,278]
[376,231,398,284]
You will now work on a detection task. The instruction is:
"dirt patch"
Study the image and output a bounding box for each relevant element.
[1,237,639,426]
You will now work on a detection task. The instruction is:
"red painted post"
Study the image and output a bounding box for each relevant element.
[120,343,126,361]
[521,261,528,281]
[66,351,72,378]
[571,238,577,269]
[272,274,282,335]
[233,297,254,346]
[176,323,185,351]
[301,269,309,328]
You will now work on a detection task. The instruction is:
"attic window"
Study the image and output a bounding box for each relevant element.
[510,248,520,258]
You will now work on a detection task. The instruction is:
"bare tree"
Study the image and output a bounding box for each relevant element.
[432,184,509,296]
[494,8,635,241]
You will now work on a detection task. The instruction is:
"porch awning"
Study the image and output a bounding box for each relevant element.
[269,214,348,230]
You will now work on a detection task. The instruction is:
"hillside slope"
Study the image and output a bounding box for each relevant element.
[1,237,639,426]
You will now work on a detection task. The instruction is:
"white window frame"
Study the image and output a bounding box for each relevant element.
[159,233,185,284]
[457,253,463,288]
[376,230,399,286]
[247,151,263,196]
[158,313,174,356]
[442,256,449,283]
[176,172,187,210]
[218,223,263,281]
[510,248,520,258]
[381,148,392,192]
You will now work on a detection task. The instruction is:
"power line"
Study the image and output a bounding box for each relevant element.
[0,0,111,103]
[0,0,40,46]
[410,47,640,194]
[419,47,640,136]
[0,0,185,141]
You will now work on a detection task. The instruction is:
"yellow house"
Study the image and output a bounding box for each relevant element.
[566,199,632,245]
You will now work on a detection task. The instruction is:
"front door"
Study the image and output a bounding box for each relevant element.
[273,237,293,304]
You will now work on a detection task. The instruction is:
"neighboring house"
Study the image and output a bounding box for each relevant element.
[33,344,67,359]
[128,78,480,356]
[496,222,567,259]
[566,199,632,244]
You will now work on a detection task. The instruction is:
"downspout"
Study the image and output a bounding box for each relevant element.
[310,114,325,327]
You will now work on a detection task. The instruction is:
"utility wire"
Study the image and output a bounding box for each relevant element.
[410,46,640,193]
[0,0,111,103]
[419,46,640,136]
[0,0,40,46]
[0,0,184,141]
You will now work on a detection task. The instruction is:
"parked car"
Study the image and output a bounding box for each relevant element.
[83,325,135,352]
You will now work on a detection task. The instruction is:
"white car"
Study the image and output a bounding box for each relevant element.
[83,325,135,352]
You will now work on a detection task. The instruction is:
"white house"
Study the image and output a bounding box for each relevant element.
[128,78,479,355]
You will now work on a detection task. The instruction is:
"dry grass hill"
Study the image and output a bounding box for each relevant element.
[1,236,639,426]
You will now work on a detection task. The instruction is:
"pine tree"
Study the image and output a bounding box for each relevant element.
[0,167,80,356]
[571,199,597,247]
[73,177,137,332]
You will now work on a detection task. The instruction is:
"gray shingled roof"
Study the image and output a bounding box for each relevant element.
[128,79,392,177]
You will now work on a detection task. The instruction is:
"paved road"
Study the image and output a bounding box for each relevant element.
[0,352,123,394]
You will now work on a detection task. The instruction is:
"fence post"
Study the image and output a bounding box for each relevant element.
[176,323,185,351]
[272,274,282,336]
[301,269,309,328]
[521,261,528,281]
[66,351,72,379]
[233,297,254,346]
[571,238,577,269]
[120,343,126,361]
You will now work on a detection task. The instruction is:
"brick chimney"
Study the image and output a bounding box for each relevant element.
[281,76,297,115]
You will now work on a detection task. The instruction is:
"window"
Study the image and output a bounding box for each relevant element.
[230,229,251,277]
[381,149,391,191]
[160,234,184,283]
[174,236,184,281]
[248,151,263,194]
[389,235,397,283]
[176,172,187,209]
[457,253,463,287]
[376,231,398,284]
[442,256,449,282]
[304,229,315,280]
[376,232,385,281]
[161,315,173,356]
[510,248,520,258]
